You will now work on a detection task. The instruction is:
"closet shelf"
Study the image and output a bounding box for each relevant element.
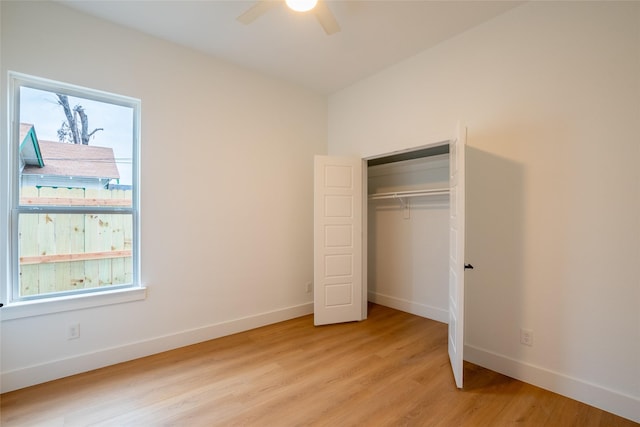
[368,188,449,200]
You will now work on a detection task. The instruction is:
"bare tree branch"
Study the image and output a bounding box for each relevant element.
[87,128,104,139]
[56,94,80,144]
[56,95,104,145]
[74,105,103,145]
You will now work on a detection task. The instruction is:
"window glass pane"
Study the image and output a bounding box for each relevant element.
[19,87,133,207]
[10,74,139,303]
[18,213,133,298]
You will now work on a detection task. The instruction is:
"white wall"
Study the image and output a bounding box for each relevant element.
[1,1,326,391]
[329,1,639,422]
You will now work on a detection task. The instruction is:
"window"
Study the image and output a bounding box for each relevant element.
[5,72,141,305]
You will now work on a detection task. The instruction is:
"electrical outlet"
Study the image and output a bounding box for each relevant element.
[306,282,313,293]
[520,328,533,347]
[68,323,80,340]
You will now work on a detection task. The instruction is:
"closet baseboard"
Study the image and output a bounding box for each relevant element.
[368,292,448,323]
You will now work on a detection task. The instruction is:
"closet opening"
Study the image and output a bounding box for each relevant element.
[366,142,451,324]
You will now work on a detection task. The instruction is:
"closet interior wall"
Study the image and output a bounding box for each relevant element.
[367,153,450,323]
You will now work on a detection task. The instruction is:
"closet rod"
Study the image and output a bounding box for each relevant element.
[368,188,449,200]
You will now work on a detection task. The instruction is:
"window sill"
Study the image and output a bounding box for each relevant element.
[0,286,147,321]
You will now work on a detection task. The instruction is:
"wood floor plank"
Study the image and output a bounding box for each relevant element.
[1,304,636,426]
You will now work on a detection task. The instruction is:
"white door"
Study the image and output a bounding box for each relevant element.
[314,156,363,326]
[448,124,467,388]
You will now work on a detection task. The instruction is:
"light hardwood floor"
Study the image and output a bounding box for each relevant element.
[1,304,637,426]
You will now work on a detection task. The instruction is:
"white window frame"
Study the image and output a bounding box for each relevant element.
[1,72,145,320]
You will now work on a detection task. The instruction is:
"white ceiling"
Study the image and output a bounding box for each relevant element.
[58,0,522,94]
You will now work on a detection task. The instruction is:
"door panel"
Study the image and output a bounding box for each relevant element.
[448,125,466,388]
[314,156,363,325]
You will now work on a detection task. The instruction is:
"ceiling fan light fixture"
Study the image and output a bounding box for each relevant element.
[285,0,318,13]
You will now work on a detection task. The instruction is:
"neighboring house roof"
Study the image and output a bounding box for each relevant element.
[20,123,45,167]
[22,139,120,180]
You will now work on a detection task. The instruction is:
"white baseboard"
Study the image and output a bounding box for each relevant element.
[368,291,448,324]
[464,344,640,423]
[1,302,313,393]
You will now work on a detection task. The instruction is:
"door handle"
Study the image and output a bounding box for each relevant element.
[464,264,474,270]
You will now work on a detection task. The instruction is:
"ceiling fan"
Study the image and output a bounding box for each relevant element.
[237,0,341,35]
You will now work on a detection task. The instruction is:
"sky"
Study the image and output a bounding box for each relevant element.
[20,87,134,185]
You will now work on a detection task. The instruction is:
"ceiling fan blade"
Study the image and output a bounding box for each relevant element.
[237,1,279,25]
[314,0,340,35]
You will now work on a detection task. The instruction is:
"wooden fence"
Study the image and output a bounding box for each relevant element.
[18,187,133,297]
